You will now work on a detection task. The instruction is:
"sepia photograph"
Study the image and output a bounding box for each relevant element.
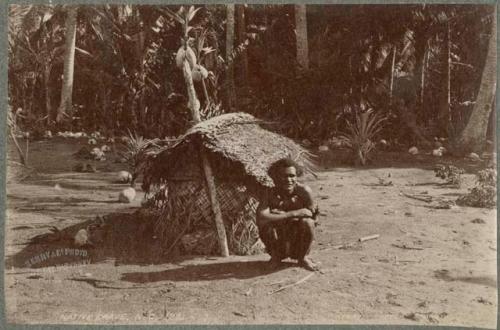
[4,3,498,327]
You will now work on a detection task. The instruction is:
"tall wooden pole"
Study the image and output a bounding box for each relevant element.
[181,27,229,256]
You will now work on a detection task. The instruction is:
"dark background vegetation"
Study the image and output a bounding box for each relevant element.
[8,4,496,152]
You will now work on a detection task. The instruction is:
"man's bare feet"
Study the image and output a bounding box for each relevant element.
[298,257,319,271]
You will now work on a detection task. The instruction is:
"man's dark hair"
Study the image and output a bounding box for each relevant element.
[268,158,304,181]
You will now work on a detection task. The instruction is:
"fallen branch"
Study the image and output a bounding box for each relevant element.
[451,61,474,69]
[329,242,356,250]
[401,192,432,203]
[233,311,247,317]
[69,277,169,290]
[268,273,314,295]
[392,243,425,250]
[406,182,437,186]
[423,203,452,210]
[359,234,379,242]
[325,234,380,250]
[267,279,286,286]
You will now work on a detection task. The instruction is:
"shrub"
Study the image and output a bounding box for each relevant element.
[121,131,159,187]
[457,168,497,208]
[339,109,386,166]
[434,164,465,186]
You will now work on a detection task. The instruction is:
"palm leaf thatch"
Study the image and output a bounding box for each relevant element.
[143,112,316,192]
[142,112,316,257]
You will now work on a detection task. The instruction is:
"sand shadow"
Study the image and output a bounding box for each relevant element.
[9,196,121,214]
[316,149,492,174]
[8,195,120,205]
[6,210,169,269]
[434,269,497,288]
[121,260,293,283]
[18,178,130,192]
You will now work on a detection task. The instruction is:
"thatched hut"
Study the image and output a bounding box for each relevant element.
[143,112,315,256]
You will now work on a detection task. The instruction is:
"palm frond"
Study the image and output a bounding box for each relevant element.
[340,109,386,166]
[9,5,33,37]
[120,131,162,185]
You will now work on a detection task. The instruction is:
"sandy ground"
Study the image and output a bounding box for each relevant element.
[4,138,497,327]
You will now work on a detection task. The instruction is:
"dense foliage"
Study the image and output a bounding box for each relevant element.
[8,4,495,149]
[434,164,465,186]
[457,168,497,208]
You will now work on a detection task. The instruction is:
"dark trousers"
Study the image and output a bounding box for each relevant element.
[258,219,315,261]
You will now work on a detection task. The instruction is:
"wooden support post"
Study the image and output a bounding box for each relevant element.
[200,152,229,256]
[182,55,229,257]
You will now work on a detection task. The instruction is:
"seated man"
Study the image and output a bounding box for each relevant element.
[256,158,319,271]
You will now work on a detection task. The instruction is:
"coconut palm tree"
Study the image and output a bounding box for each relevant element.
[56,6,78,124]
[294,4,309,70]
[236,4,248,83]
[225,4,236,111]
[455,10,496,153]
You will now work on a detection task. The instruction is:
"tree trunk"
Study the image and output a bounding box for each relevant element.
[100,80,109,132]
[225,4,236,111]
[446,22,452,133]
[236,4,248,84]
[134,30,146,134]
[29,75,36,117]
[294,4,309,70]
[117,92,125,131]
[413,28,428,106]
[389,45,397,105]
[9,130,27,166]
[56,6,78,124]
[438,22,452,137]
[420,45,428,106]
[183,61,201,123]
[455,12,497,154]
[22,77,27,117]
[43,63,52,126]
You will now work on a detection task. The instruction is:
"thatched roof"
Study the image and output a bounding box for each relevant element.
[144,112,316,190]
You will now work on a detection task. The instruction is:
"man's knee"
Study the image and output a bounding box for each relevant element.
[258,225,277,245]
[299,218,315,236]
